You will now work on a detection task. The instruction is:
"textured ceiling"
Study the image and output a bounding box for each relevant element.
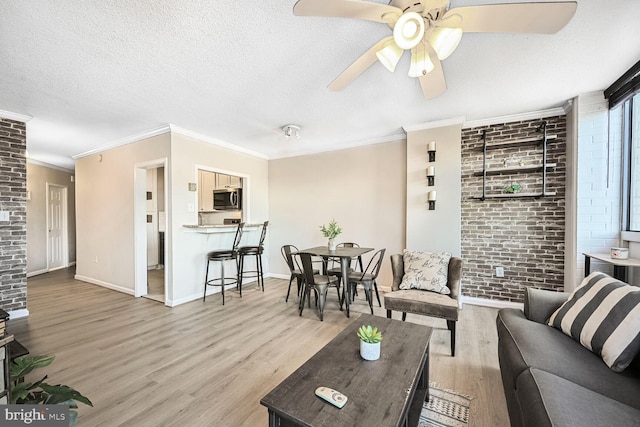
[1,0,639,170]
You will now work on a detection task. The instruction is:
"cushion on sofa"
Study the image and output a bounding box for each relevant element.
[548,272,640,372]
[399,250,451,294]
[516,368,640,427]
[497,307,640,410]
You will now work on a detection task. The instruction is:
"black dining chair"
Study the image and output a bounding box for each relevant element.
[327,242,364,301]
[345,249,386,314]
[295,252,341,321]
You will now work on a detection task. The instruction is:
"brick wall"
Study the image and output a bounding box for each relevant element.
[461,115,567,303]
[0,117,27,312]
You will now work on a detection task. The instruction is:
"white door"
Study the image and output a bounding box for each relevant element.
[47,184,67,270]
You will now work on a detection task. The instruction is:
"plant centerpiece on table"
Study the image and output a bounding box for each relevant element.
[319,219,342,251]
[11,355,93,426]
[357,325,383,361]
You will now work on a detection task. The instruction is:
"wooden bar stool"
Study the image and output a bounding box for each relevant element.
[203,223,244,305]
[238,221,269,293]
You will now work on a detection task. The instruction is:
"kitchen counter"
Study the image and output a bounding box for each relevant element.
[183,223,262,234]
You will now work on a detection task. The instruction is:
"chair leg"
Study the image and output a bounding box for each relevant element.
[220,261,226,305]
[318,288,327,322]
[365,287,373,315]
[203,259,210,302]
[373,280,382,307]
[299,282,306,316]
[258,254,265,291]
[402,312,407,321]
[447,320,456,357]
[286,275,294,302]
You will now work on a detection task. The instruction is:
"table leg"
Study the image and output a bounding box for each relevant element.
[614,265,628,282]
[584,255,590,278]
[267,409,279,427]
[341,257,350,318]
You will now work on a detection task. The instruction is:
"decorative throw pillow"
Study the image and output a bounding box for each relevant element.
[547,272,640,372]
[399,250,451,294]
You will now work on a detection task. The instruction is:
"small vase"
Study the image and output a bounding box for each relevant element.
[360,340,380,361]
[328,238,337,251]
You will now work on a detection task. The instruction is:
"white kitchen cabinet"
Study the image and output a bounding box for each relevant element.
[198,170,217,211]
[216,173,241,189]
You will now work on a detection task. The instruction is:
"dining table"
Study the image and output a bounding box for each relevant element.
[299,245,374,318]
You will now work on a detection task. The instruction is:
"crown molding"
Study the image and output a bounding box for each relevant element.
[169,125,269,160]
[0,109,33,123]
[27,158,74,173]
[403,116,466,133]
[462,108,566,129]
[269,132,406,160]
[72,125,172,159]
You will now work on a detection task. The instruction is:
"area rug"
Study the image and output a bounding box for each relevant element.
[418,383,472,427]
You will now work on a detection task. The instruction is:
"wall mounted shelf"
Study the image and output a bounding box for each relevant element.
[476,122,555,200]
[472,163,557,177]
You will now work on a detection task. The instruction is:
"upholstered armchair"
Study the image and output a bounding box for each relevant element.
[385,253,463,356]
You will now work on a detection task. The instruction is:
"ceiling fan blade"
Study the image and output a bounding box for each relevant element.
[418,42,446,99]
[444,2,577,34]
[293,0,401,24]
[328,36,395,91]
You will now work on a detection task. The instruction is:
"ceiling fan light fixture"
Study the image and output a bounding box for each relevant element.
[376,41,403,73]
[393,12,425,50]
[429,26,463,60]
[408,42,434,78]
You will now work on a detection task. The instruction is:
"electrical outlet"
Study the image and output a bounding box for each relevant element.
[0,211,9,221]
[496,267,505,278]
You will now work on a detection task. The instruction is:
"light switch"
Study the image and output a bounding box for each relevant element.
[0,211,9,221]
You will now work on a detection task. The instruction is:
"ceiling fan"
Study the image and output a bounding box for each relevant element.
[293,0,577,99]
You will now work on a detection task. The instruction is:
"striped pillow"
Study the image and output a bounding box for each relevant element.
[548,272,640,372]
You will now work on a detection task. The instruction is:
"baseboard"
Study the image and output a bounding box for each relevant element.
[268,273,290,280]
[26,269,48,278]
[8,308,29,319]
[461,295,523,310]
[74,275,135,296]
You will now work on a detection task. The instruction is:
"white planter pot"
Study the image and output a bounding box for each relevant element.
[328,239,337,251]
[360,340,380,361]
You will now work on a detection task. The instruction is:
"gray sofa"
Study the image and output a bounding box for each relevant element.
[497,287,640,427]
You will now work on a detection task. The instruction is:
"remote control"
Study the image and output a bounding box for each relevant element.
[315,386,348,409]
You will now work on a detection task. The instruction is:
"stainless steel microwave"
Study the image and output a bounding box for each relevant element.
[213,188,241,210]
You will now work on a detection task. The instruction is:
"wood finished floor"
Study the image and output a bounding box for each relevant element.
[10,268,509,427]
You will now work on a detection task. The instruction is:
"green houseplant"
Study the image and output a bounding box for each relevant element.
[11,355,93,426]
[357,325,382,361]
[319,219,342,251]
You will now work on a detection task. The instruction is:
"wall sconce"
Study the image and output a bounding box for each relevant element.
[428,190,436,210]
[428,141,436,162]
[426,166,435,186]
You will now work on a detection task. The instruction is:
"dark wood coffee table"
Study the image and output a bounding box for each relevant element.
[260,314,432,427]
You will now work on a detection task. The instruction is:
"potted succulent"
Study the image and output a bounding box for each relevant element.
[319,219,342,251]
[357,325,382,361]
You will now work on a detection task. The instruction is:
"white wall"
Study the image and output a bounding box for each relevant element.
[75,133,171,294]
[26,162,76,275]
[575,91,622,283]
[268,140,406,289]
[169,132,269,305]
[405,124,462,256]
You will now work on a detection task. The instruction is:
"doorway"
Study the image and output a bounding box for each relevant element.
[134,159,168,304]
[46,183,68,271]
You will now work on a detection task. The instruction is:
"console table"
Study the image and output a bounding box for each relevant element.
[260,314,432,427]
[583,252,640,282]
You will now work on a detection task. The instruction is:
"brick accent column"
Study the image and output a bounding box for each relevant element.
[0,117,27,311]
[461,115,567,303]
